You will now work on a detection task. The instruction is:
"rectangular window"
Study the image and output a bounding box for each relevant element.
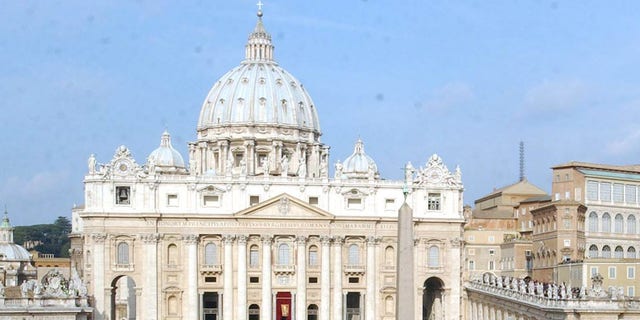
[575,187,582,201]
[115,186,131,205]
[468,260,475,270]
[626,185,637,204]
[385,199,395,210]
[427,193,441,210]
[629,286,635,297]
[249,195,260,206]
[348,277,359,283]
[488,236,495,243]
[203,195,220,207]
[609,266,617,279]
[347,198,363,209]
[249,276,260,284]
[587,181,598,201]
[489,249,495,256]
[600,182,611,202]
[591,267,598,276]
[204,276,217,283]
[613,183,624,203]
[308,277,318,284]
[308,196,319,206]
[468,235,475,241]
[488,261,495,270]
[167,194,178,206]
[629,267,636,279]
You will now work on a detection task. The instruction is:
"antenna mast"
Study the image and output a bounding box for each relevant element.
[519,141,525,181]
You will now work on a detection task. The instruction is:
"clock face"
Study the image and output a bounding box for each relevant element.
[428,168,443,183]
[114,160,132,175]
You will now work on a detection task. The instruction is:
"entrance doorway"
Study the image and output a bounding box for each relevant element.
[276,292,292,320]
[422,277,444,320]
[110,276,136,320]
[203,292,219,320]
[346,292,361,320]
[248,304,260,320]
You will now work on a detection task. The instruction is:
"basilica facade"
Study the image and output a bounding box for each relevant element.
[71,8,465,320]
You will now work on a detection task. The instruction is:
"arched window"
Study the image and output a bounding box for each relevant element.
[589,212,598,232]
[602,213,611,233]
[589,245,599,258]
[308,245,319,266]
[249,245,259,267]
[307,304,318,320]
[278,243,290,265]
[117,242,129,264]
[167,244,178,265]
[602,245,611,258]
[348,244,360,265]
[628,215,637,234]
[205,243,218,265]
[615,214,624,233]
[628,247,637,259]
[384,246,395,265]
[428,246,440,267]
[615,246,624,259]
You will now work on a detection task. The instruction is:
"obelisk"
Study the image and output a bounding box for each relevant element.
[396,183,414,319]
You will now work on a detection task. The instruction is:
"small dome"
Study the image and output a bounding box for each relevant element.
[0,211,31,261]
[148,131,186,173]
[342,139,379,180]
[0,243,31,261]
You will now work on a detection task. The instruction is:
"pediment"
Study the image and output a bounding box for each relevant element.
[234,193,334,219]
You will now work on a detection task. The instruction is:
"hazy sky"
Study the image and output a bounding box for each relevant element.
[2,1,640,225]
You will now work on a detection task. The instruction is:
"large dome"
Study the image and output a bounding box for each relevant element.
[197,13,320,135]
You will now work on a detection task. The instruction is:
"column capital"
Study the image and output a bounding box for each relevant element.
[295,235,307,245]
[182,234,199,244]
[237,235,248,245]
[320,235,332,246]
[222,234,235,244]
[140,233,163,244]
[366,236,381,246]
[91,233,107,243]
[261,234,273,244]
[332,236,344,245]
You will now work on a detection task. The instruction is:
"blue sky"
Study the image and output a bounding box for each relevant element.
[2,1,640,225]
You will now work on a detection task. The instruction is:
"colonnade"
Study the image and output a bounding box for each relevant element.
[178,234,381,320]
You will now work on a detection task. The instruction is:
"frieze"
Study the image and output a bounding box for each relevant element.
[152,220,374,230]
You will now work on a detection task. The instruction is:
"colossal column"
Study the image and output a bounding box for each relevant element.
[183,234,199,320]
[320,236,331,320]
[91,233,107,320]
[365,236,378,320]
[296,236,307,320]
[237,235,248,320]
[142,233,161,320]
[223,235,235,320]
[395,202,415,319]
[332,236,344,320]
[261,235,273,320]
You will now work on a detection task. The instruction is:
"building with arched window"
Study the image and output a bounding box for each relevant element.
[70,6,465,320]
[548,161,640,295]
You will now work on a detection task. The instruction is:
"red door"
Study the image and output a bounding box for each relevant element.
[275,292,292,320]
